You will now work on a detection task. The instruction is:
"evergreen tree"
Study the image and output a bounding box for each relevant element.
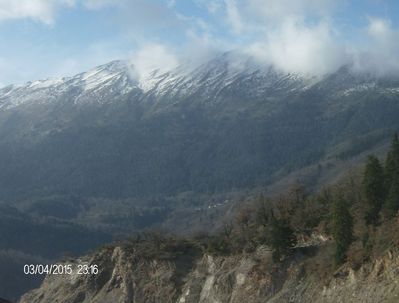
[363,155,385,225]
[385,133,399,190]
[331,195,353,265]
[384,133,399,218]
[255,193,270,228]
[385,176,399,218]
[269,212,297,262]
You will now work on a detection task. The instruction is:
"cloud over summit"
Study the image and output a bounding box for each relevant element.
[1,0,399,85]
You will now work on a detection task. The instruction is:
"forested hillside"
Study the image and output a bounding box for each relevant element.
[20,133,399,303]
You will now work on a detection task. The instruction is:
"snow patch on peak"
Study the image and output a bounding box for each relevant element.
[0,60,138,110]
[81,68,121,91]
[75,60,136,92]
[138,69,171,92]
[28,78,64,89]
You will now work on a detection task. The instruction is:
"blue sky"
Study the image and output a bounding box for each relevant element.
[1,0,399,86]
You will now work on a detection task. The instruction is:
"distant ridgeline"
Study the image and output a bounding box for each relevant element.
[0,58,399,200]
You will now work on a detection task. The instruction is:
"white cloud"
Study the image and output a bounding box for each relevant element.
[353,18,399,75]
[0,0,75,24]
[367,17,390,38]
[246,20,348,75]
[181,31,225,68]
[129,43,179,81]
[3,0,399,83]
[217,0,346,75]
[0,0,127,24]
[224,0,244,34]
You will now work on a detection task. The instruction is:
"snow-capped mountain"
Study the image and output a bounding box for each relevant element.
[0,60,138,110]
[0,52,323,112]
[138,53,315,100]
[0,52,398,200]
[3,51,398,113]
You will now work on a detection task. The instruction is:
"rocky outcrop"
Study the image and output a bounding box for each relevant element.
[20,245,399,303]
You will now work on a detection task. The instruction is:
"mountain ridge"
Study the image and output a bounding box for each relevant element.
[0,53,398,200]
[2,53,397,112]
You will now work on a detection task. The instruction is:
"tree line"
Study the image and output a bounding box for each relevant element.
[120,133,399,270]
[203,133,399,266]
[332,133,399,264]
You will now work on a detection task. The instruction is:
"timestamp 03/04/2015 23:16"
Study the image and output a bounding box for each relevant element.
[23,264,99,276]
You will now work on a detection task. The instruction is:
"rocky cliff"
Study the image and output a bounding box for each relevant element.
[20,242,399,303]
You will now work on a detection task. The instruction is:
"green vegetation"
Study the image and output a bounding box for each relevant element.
[179,133,399,268]
[269,213,297,261]
[363,155,385,225]
[385,177,399,218]
[385,133,399,189]
[384,133,399,218]
[331,195,353,264]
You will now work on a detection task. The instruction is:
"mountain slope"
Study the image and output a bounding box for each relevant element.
[0,54,398,200]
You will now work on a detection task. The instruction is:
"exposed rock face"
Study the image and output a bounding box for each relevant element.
[20,245,399,303]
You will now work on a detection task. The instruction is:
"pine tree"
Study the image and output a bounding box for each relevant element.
[255,193,270,228]
[363,155,385,225]
[384,133,399,218]
[385,133,399,190]
[269,212,297,262]
[385,176,399,218]
[331,195,353,265]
